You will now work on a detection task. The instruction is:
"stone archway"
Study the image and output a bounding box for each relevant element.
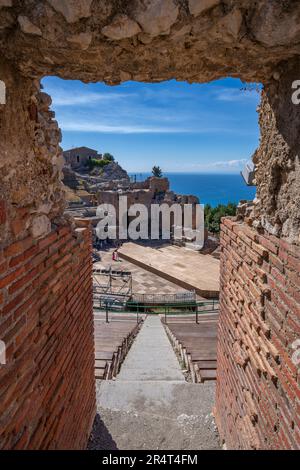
[0,1,299,449]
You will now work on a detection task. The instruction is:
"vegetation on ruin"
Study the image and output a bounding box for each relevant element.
[152,166,163,178]
[102,153,115,162]
[86,158,112,170]
[205,203,237,233]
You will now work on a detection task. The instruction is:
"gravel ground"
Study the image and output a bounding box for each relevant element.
[88,380,220,450]
[88,407,220,450]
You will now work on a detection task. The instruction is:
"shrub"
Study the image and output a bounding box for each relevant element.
[86,158,111,169]
[102,153,114,162]
[205,202,237,233]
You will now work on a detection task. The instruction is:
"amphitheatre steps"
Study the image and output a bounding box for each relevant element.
[94,312,144,379]
[163,313,219,383]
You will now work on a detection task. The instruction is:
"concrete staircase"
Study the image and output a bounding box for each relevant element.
[90,316,220,450]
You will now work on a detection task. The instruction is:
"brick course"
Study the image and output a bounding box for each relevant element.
[0,223,95,449]
[215,218,300,450]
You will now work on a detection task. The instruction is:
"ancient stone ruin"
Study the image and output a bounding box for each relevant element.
[0,0,299,449]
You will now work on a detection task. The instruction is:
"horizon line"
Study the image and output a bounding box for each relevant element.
[127,171,245,175]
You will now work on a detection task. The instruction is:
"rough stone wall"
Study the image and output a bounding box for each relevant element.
[215,218,300,450]
[2,1,300,84]
[253,62,300,244]
[0,222,95,449]
[64,147,102,170]
[148,177,170,194]
[1,1,300,241]
[0,58,65,247]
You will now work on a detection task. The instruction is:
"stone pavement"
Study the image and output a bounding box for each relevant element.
[89,316,220,450]
[95,247,192,295]
[118,243,220,298]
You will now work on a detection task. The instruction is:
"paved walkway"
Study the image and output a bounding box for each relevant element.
[88,316,220,450]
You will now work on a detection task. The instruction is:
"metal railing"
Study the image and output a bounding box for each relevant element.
[94,299,143,324]
[162,300,220,324]
[131,291,196,304]
[94,299,219,324]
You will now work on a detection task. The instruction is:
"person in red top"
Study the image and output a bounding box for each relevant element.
[112,249,119,262]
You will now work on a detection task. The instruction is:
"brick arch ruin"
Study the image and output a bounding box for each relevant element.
[0,0,299,449]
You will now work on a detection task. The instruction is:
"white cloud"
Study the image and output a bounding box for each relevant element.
[60,118,252,135]
[61,120,189,134]
[213,87,261,103]
[49,90,131,106]
[186,159,247,172]
[212,159,247,167]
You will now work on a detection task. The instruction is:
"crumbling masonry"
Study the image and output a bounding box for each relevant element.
[0,1,299,449]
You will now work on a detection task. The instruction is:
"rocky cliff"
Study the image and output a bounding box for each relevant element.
[90,161,129,182]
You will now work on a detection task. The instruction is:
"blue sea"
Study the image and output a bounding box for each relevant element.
[130,173,256,207]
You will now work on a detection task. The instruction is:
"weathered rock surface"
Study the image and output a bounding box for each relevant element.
[0,58,66,244]
[217,9,243,41]
[1,1,300,83]
[90,162,129,182]
[47,0,93,24]
[31,214,51,238]
[133,0,179,37]
[102,14,141,40]
[67,32,93,50]
[18,15,42,36]
[62,161,130,207]
[251,1,300,47]
[188,0,220,17]
[253,62,300,243]
[0,0,12,7]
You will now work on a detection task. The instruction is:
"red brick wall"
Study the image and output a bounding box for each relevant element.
[215,218,300,450]
[0,223,96,449]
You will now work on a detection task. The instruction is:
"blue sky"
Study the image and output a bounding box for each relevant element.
[42,77,261,173]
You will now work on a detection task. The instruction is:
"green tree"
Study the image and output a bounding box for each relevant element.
[152,165,163,178]
[102,152,114,162]
[204,202,237,233]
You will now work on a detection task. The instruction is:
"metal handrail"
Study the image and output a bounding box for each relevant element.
[131,291,196,304]
[94,299,219,324]
[96,299,219,310]
[126,300,219,309]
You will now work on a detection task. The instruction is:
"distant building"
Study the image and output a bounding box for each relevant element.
[63,147,102,170]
